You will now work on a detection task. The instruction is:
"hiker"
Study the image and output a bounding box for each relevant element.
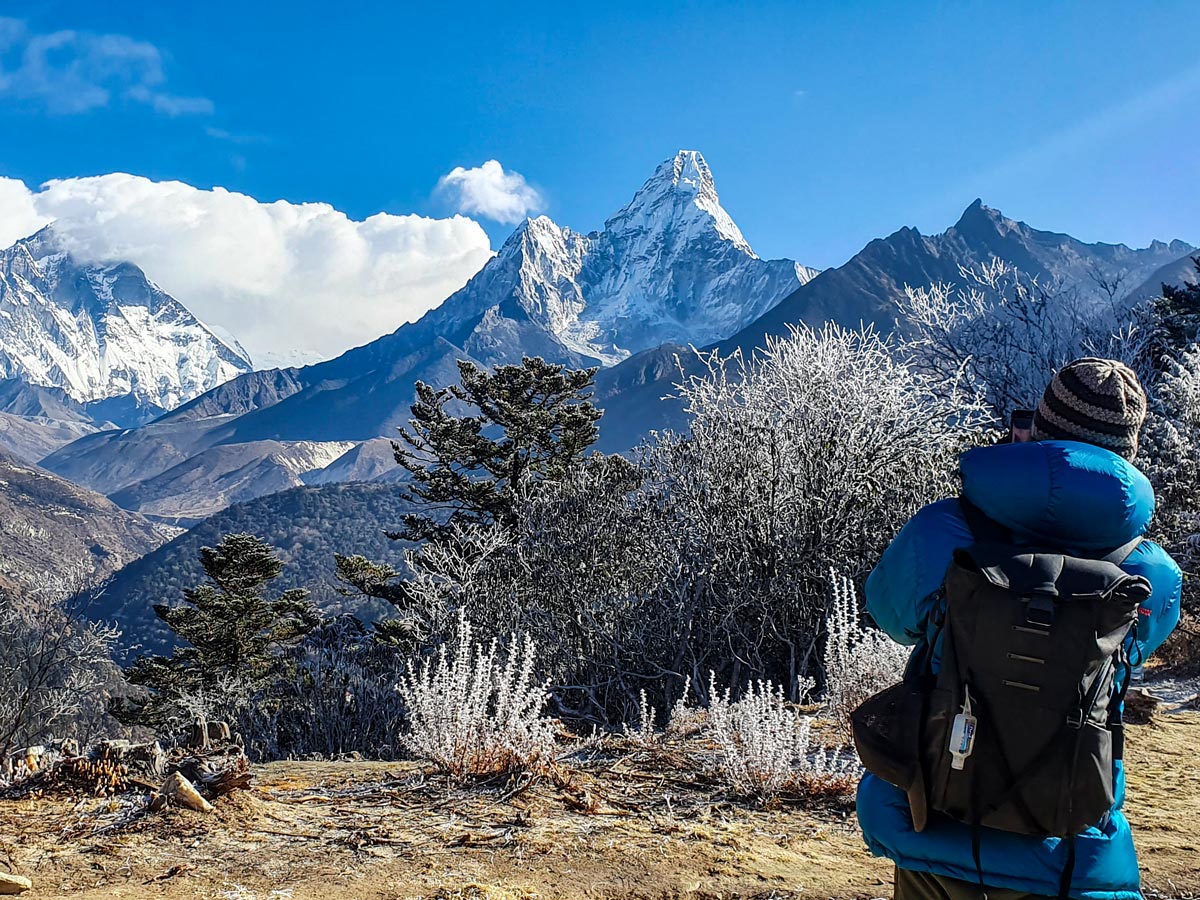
[856,358,1182,900]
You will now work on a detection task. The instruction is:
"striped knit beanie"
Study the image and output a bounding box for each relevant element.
[1031,358,1147,460]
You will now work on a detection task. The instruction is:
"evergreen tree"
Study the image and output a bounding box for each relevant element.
[335,357,604,640]
[1152,257,1200,368]
[393,357,602,542]
[115,533,318,729]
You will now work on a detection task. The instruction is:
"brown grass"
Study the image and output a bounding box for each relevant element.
[0,713,1197,900]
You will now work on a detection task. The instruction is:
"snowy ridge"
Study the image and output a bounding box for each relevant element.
[429,150,818,367]
[0,227,252,413]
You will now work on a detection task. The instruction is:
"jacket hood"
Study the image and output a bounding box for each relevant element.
[959,440,1154,550]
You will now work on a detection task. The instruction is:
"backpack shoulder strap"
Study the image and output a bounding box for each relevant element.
[1100,535,1143,566]
[958,495,1011,545]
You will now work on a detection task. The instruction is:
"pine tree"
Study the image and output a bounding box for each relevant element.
[335,357,604,640]
[116,533,318,729]
[393,357,602,542]
[1152,257,1200,368]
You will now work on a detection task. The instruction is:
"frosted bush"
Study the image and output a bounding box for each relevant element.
[0,574,121,765]
[1139,346,1200,613]
[896,258,1149,420]
[640,323,983,700]
[823,571,909,739]
[665,676,706,740]
[398,613,555,780]
[622,689,659,745]
[705,673,857,801]
[234,617,409,761]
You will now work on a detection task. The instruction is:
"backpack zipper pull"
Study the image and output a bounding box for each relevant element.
[950,686,978,771]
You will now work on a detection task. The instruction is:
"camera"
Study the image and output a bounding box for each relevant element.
[1009,409,1035,443]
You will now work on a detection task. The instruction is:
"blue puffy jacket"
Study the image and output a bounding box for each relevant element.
[857,440,1182,900]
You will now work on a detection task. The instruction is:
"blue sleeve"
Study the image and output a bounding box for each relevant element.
[1121,541,1182,663]
[865,499,974,645]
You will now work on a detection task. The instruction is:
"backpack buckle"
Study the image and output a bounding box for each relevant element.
[1066,708,1084,729]
[1025,591,1056,629]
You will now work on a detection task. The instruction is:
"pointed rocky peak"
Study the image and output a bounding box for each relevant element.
[954,198,998,227]
[605,150,753,255]
[645,149,720,205]
[951,198,1026,241]
[497,215,568,259]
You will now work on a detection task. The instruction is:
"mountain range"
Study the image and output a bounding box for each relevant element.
[590,199,1197,450]
[36,150,819,521]
[0,150,1196,622]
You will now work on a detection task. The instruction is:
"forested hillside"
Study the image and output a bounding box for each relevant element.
[99,481,411,654]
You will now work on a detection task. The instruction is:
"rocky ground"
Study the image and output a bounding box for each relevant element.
[1,699,1197,900]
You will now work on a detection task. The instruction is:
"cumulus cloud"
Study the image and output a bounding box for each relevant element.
[0,175,495,365]
[0,17,212,115]
[438,160,545,224]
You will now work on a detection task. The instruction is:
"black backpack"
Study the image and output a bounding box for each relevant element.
[853,498,1152,893]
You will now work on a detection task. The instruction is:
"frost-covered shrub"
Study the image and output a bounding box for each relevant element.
[705,673,857,801]
[822,571,909,739]
[622,689,661,746]
[401,455,674,726]
[897,259,1149,420]
[398,613,554,780]
[1140,346,1200,616]
[235,617,409,761]
[664,676,706,740]
[0,577,121,764]
[640,324,983,698]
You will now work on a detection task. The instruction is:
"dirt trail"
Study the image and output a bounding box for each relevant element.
[2,711,1197,900]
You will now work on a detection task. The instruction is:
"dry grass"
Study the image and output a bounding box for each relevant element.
[0,710,1197,900]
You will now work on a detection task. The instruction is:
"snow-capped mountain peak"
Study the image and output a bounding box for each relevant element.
[429,150,817,368]
[0,227,253,417]
[605,149,753,255]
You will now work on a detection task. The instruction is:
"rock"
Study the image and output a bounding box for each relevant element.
[161,772,214,813]
[0,871,31,894]
[1125,687,1161,725]
[206,721,231,742]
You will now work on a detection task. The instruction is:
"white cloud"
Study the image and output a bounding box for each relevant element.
[0,17,211,116]
[438,160,545,224]
[0,174,495,365]
[0,177,48,239]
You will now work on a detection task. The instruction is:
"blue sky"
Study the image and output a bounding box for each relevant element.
[1,1,1197,360]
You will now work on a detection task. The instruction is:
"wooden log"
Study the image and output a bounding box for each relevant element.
[161,772,213,813]
[92,740,167,779]
[172,745,253,795]
[187,717,209,751]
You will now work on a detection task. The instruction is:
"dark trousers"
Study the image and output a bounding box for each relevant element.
[894,866,1054,900]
